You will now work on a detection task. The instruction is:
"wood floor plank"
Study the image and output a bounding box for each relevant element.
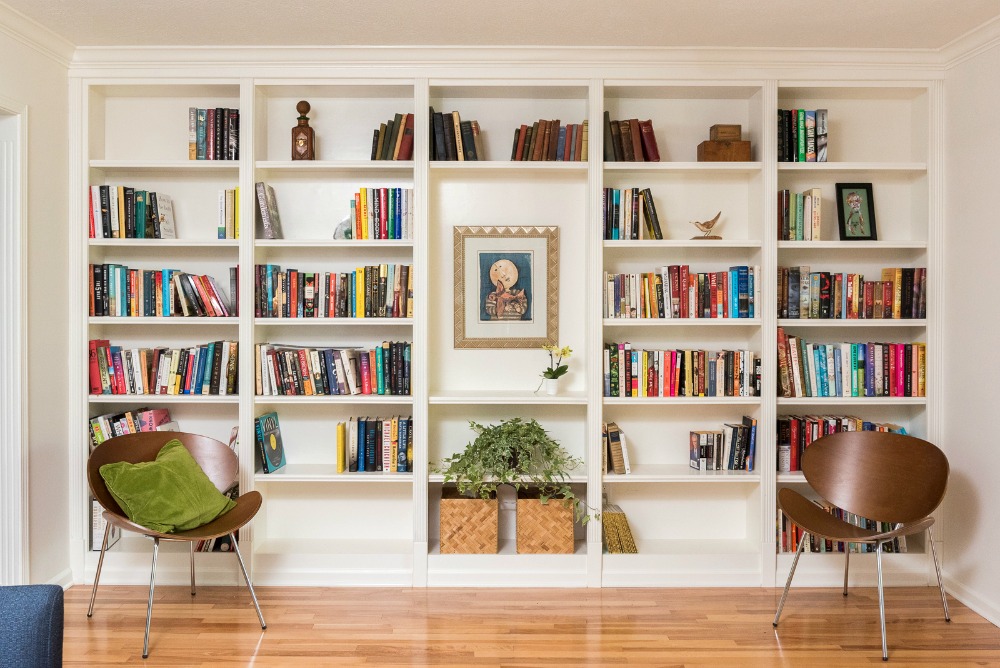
[63,586,1000,666]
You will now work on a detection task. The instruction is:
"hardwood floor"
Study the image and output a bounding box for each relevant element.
[64,585,1000,666]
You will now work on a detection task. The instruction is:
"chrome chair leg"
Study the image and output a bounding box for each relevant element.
[230,533,266,629]
[87,522,111,617]
[143,537,160,659]
[190,542,196,596]
[876,541,887,661]
[774,532,807,627]
[927,527,950,622]
[843,549,850,596]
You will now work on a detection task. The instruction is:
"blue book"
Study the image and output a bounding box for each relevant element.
[833,346,843,397]
[865,342,876,396]
[814,345,828,396]
[857,343,867,396]
[395,187,402,239]
[322,349,338,395]
[787,268,800,319]
[737,266,750,318]
[356,417,366,472]
[265,265,275,317]
[192,345,206,395]
[612,189,621,240]
[397,417,409,473]
[200,342,215,394]
[555,126,566,161]
[840,272,848,319]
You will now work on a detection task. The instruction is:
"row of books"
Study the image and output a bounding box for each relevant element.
[88,339,239,396]
[88,186,176,239]
[604,265,758,320]
[255,342,411,397]
[777,108,828,163]
[348,187,414,240]
[188,107,239,161]
[778,266,927,320]
[778,188,821,240]
[689,417,758,472]
[254,263,413,319]
[509,119,587,162]
[602,187,663,240]
[89,265,235,318]
[603,422,632,474]
[369,112,415,161]
[217,187,239,239]
[604,344,761,398]
[602,502,637,554]
[776,414,907,472]
[602,113,660,162]
[88,407,174,449]
[778,506,905,554]
[429,108,483,161]
[335,416,414,473]
[777,328,926,398]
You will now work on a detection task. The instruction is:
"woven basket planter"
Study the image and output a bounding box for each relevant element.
[439,491,499,554]
[516,493,575,554]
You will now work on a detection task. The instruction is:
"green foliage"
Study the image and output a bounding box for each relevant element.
[433,417,595,523]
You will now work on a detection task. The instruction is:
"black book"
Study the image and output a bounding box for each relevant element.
[432,111,447,160]
[901,268,915,318]
[460,120,477,160]
[123,187,135,238]
[98,185,112,238]
[370,128,380,160]
[382,115,399,160]
[221,109,230,161]
[365,418,378,472]
[229,109,240,160]
[777,110,786,162]
[787,268,801,319]
[442,115,457,161]
[819,272,832,318]
[209,341,224,395]
[92,264,105,316]
[603,110,615,161]
[641,188,663,240]
[226,342,238,395]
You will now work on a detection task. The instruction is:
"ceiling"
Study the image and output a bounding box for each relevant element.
[4,0,1000,51]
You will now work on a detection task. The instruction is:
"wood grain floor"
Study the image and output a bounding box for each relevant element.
[64,585,1000,666]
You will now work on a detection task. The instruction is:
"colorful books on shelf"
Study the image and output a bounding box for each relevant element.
[348,187,414,240]
[508,118,588,161]
[602,421,632,475]
[777,108,827,162]
[777,188,822,241]
[776,327,926,398]
[254,182,284,240]
[88,265,236,317]
[602,187,663,240]
[776,414,907,472]
[604,265,758,319]
[88,186,177,240]
[254,263,412,319]
[370,112,415,161]
[255,342,411,397]
[88,407,173,449]
[335,416,413,473]
[603,112,660,162]
[778,502,904,554]
[777,266,927,320]
[88,339,239,397]
[689,416,757,472]
[428,108,483,161]
[254,411,286,474]
[601,502,637,554]
[603,343,760,398]
[217,187,239,239]
[189,106,239,161]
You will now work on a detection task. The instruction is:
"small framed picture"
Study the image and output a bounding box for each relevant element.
[835,183,877,241]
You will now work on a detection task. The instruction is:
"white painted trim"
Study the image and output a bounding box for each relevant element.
[941,14,1000,69]
[944,576,1000,628]
[0,96,27,585]
[0,2,74,66]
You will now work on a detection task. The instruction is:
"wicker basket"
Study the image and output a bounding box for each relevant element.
[439,491,499,554]
[516,493,575,554]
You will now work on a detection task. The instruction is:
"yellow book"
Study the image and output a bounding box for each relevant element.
[234,186,239,239]
[168,349,181,395]
[406,265,413,318]
[355,267,365,317]
[580,120,588,161]
[359,188,369,240]
[116,186,126,237]
[917,342,926,397]
[684,349,694,397]
[390,416,399,473]
[893,267,903,319]
[336,421,346,473]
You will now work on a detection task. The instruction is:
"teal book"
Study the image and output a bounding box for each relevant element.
[254,411,286,474]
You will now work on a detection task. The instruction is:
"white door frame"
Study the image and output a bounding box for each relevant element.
[0,97,28,585]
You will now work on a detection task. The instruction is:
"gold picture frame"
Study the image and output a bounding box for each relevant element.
[453,226,559,349]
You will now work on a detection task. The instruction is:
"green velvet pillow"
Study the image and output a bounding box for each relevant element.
[100,439,236,533]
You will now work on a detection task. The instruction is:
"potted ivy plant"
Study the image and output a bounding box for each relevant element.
[433,417,590,555]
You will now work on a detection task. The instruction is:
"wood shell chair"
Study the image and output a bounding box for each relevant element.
[772,431,950,661]
[86,432,266,658]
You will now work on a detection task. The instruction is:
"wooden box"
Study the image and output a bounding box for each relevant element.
[516,495,575,554]
[697,140,752,162]
[439,493,498,554]
[709,124,742,141]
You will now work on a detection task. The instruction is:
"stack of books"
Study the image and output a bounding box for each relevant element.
[370,112,414,160]
[602,503,638,553]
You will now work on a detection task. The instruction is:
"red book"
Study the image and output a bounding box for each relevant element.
[629,118,644,163]
[638,119,661,161]
[863,281,874,318]
[709,272,718,318]
[895,342,906,397]
[395,113,415,160]
[379,188,388,239]
[888,343,898,396]
[183,350,196,394]
[789,417,801,471]
[574,122,584,161]
[514,124,528,160]
[88,340,104,394]
[297,349,313,395]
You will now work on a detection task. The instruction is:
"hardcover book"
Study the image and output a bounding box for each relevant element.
[254,411,286,474]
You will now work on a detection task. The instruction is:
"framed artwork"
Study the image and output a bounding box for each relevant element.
[835,183,878,241]
[453,226,559,349]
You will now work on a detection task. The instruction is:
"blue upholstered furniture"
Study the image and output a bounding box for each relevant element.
[0,584,64,668]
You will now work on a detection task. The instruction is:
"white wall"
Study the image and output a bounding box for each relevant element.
[942,43,1000,625]
[0,27,70,584]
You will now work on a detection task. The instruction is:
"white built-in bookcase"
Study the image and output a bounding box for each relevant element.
[70,72,941,589]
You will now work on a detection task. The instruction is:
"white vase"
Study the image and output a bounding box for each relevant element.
[544,378,559,395]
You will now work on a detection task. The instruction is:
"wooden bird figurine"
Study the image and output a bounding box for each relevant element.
[690,211,723,239]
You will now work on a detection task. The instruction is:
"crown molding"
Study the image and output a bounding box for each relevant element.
[68,44,951,80]
[940,14,1000,69]
[0,2,74,66]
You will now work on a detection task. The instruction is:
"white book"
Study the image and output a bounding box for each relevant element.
[108,185,120,238]
[218,340,230,395]
[90,185,104,238]
[802,194,813,241]
[156,193,176,239]
[825,345,837,398]
[618,427,632,475]
[348,417,358,471]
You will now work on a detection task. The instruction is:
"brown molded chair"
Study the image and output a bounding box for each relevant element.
[86,432,266,658]
[773,431,950,661]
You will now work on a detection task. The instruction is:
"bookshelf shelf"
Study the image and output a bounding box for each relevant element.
[604,240,763,250]
[87,394,239,404]
[89,239,240,248]
[777,318,927,327]
[776,240,928,250]
[603,318,762,327]
[603,465,759,483]
[255,239,413,249]
[428,390,588,405]
[255,465,414,483]
[255,160,414,172]
[89,317,239,325]
[255,394,413,405]
[776,396,927,406]
[430,161,588,172]
[604,161,763,173]
[777,161,926,173]
[89,160,240,172]
[603,396,761,406]
[253,317,413,327]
